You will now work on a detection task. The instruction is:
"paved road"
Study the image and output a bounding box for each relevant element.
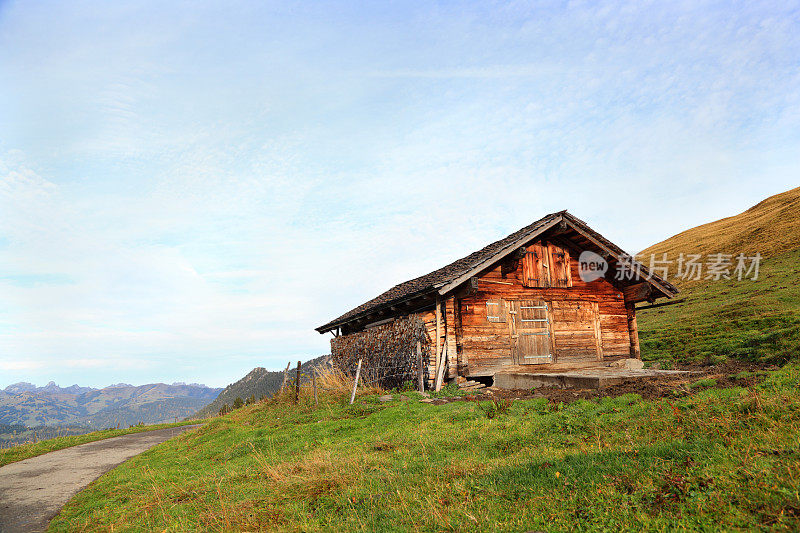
[0,425,200,533]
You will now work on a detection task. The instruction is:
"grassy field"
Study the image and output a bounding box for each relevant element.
[49,366,800,532]
[0,420,200,467]
[638,248,800,365]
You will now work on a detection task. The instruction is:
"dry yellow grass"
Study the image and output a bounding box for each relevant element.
[640,186,800,272]
[253,366,384,409]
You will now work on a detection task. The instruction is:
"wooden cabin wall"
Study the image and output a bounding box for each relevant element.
[458,245,632,376]
[445,297,458,378]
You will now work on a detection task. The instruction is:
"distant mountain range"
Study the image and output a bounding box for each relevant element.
[192,355,330,419]
[0,381,222,430]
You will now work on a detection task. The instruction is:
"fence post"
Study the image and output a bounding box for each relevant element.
[295,360,301,404]
[280,362,291,391]
[312,372,318,407]
[349,358,362,405]
[416,341,424,392]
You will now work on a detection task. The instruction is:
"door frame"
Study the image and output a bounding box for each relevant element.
[508,299,556,365]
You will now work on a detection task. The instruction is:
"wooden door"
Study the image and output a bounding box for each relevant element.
[510,300,553,364]
[549,300,603,362]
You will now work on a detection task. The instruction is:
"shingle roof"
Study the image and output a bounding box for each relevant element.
[316,210,677,333]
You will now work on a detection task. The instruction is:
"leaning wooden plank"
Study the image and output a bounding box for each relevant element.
[416,341,424,392]
[434,296,441,387]
[349,358,362,405]
[434,343,447,391]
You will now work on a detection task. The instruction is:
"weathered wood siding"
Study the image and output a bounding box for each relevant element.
[458,240,631,376]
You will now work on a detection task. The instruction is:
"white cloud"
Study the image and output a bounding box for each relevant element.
[0,360,46,371]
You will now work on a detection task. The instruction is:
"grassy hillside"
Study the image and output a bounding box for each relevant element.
[49,366,800,531]
[0,423,93,448]
[638,187,800,364]
[641,186,800,260]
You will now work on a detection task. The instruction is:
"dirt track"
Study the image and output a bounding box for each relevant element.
[437,361,772,405]
[0,424,200,533]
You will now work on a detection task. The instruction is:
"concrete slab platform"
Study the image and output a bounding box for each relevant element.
[493,368,693,390]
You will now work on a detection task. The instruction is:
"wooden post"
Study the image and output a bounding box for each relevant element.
[416,341,424,392]
[312,373,318,407]
[626,301,641,359]
[349,359,362,405]
[434,295,441,388]
[434,343,447,392]
[280,362,291,391]
[294,360,301,404]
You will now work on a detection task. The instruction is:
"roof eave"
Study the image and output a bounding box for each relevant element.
[315,287,438,334]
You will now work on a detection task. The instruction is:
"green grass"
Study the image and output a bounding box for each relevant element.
[639,249,800,364]
[49,365,800,532]
[0,420,201,467]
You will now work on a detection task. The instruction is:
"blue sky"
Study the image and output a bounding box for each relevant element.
[1,0,798,388]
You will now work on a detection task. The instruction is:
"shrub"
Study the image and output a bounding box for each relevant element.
[481,399,513,419]
[690,378,717,389]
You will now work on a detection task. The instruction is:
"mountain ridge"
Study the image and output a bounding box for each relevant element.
[0,381,222,429]
[640,186,800,263]
[637,186,800,363]
[192,356,331,419]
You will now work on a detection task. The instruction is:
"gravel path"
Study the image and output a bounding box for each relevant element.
[0,424,200,533]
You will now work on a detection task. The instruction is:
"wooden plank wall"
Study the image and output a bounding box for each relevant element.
[445,297,457,378]
[459,242,632,376]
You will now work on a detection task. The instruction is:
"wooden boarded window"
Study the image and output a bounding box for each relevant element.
[521,242,551,288]
[486,299,506,323]
[549,300,602,361]
[548,243,573,288]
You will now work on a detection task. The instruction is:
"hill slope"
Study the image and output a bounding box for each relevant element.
[49,365,800,531]
[192,356,330,418]
[642,186,800,261]
[637,186,800,363]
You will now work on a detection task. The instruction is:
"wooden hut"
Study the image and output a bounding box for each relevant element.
[316,211,678,388]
